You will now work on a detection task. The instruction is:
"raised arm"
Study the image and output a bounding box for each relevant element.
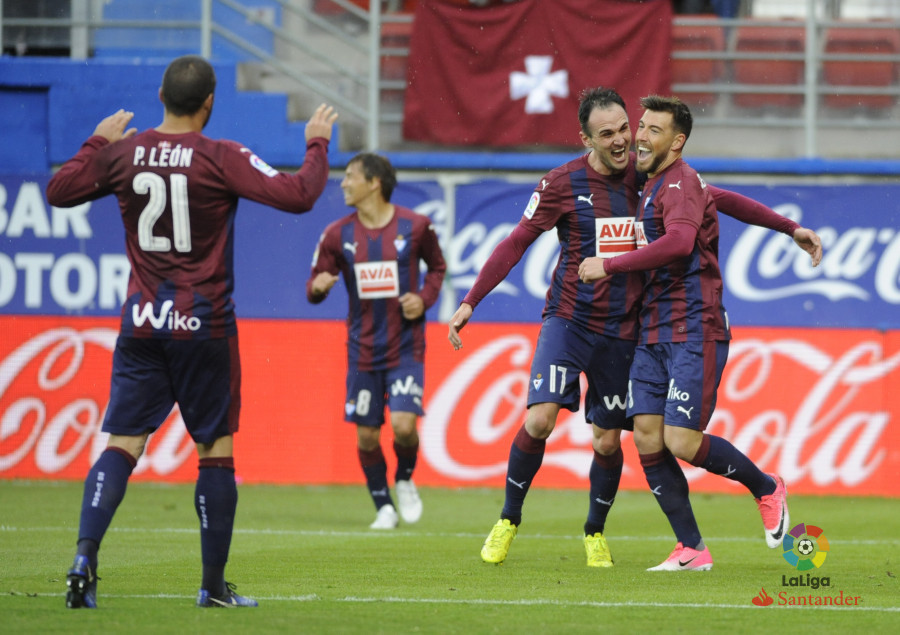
[709,185,821,267]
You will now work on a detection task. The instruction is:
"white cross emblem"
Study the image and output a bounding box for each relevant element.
[510,56,569,114]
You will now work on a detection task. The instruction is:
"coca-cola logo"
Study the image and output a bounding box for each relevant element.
[422,334,594,480]
[0,327,193,475]
[697,336,898,486]
[726,203,900,304]
[422,332,899,488]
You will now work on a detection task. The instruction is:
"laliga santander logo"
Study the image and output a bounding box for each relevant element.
[783,522,829,571]
[752,588,775,607]
[752,522,829,607]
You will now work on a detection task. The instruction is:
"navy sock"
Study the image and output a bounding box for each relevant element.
[584,448,623,535]
[500,425,545,526]
[690,434,775,499]
[77,447,136,569]
[640,450,702,550]
[196,458,237,597]
[358,447,394,510]
[393,440,418,483]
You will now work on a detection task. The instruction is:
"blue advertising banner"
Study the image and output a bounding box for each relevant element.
[449,179,900,330]
[0,174,446,321]
[716,184,900,331]
[2,173,898,329]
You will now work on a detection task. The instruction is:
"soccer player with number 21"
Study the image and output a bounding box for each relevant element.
[47,54,338,608]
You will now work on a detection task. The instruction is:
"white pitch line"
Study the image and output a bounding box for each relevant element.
[1,525,898,546]
[15,592,900,613]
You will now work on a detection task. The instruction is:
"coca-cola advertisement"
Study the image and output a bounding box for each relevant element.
[1,317,898,496]
[1,172,899,494]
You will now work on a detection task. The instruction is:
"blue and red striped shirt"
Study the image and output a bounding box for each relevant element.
[464,153,644,340]
[609,158,730,344]
[307,206,446,371]
[46,130,331,339]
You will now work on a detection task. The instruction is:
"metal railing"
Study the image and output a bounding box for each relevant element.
[2,0,899,158]
[671,12,900,156]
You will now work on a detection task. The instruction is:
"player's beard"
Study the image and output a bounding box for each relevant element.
[637,149,665,175]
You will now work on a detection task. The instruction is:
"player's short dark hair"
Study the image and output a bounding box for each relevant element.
[161,55,217,117]
[349,153,397,202]
[640,95,693,140]
[578,87,627,136]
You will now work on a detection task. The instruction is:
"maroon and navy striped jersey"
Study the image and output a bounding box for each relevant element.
[46,131,331,339]
[307,206,446,371]
[465,153,644,341]
[631,158,730,344]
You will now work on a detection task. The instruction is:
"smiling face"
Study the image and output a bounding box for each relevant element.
[340,160,378,207]
[635,109,683,177]
[580,103,631,176]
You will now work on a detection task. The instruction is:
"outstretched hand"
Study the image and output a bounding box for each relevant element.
[448,303,473,351]
[93,109,138,143]
[793,227,823,267]
[305,104,339,143]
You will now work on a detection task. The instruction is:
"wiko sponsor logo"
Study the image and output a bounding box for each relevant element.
[667,379,689,402]
[132,300,201,332]
[390,376,423,398]
[751,521,863,608]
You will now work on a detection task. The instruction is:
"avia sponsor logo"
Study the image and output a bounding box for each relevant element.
[752,521,863,608]
[132,300,202,332]
[354,260,399,299]
[725,202,900,306]
[634,221,648,248]
[594,217,636,257]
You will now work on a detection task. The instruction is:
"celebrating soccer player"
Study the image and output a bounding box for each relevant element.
[47,55,338,608]
[307,153,446,529]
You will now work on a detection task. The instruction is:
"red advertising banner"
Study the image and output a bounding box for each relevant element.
[1,316,898,497]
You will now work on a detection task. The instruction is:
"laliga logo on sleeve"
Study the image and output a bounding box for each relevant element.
[783,522,829,571]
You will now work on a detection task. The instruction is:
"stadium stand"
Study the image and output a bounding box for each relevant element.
[823,25,900,110]
[670,15,727,109]
[733,21,807,109]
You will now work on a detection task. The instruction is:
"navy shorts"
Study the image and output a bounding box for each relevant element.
[528,316,635,430]
[626,340,729,431]
[344,363,425,427]
[102,335,241,445]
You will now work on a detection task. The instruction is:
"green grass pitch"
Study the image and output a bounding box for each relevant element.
[1,480,897,633]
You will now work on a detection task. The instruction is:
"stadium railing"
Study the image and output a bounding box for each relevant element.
[1,0,899,170]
